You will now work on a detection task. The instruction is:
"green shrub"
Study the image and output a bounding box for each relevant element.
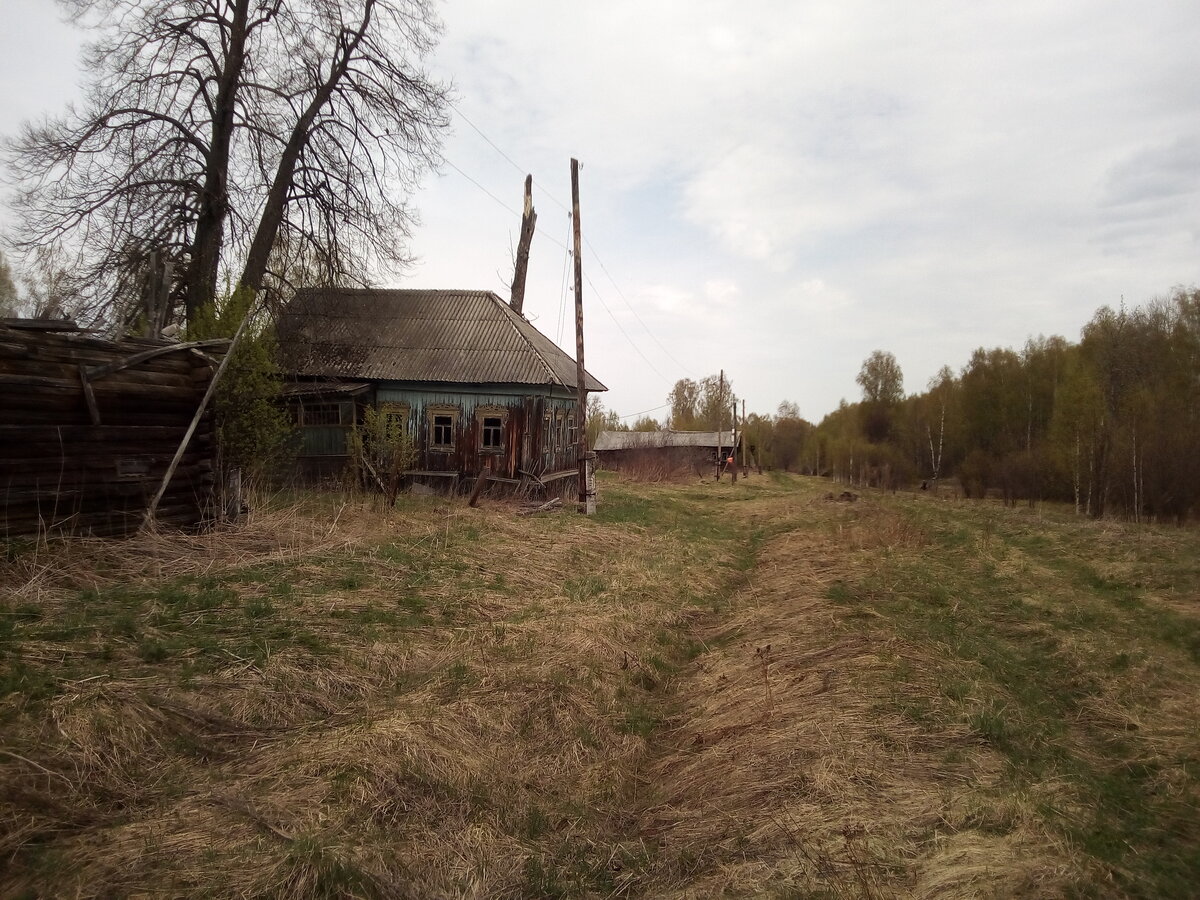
[189,286,295,482]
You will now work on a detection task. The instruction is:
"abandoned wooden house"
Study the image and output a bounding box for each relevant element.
[0,319,223,537]
[593,429,740,478]
[276,288,606,492]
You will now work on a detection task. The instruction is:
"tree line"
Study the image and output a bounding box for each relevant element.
[814,288,1200,523]
[588,288,1198,524]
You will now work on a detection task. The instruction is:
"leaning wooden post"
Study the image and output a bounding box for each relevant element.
[571,158,593,515]
[141,293,257,531]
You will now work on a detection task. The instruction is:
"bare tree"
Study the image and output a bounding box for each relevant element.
[5,0,449,326]
[0,249,19,317]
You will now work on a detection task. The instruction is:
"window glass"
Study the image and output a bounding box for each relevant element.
[303,403,341,426]
[482,416,503,450]
[432,414,454,448]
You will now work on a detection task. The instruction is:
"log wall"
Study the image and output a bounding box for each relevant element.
[0,323,219,538]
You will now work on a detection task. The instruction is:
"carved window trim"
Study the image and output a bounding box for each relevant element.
[427,404,460,451]
[475,405,509,454]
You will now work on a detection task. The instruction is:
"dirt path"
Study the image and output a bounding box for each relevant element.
[631,490,1076,898]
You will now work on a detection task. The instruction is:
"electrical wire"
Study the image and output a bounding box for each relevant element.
[583,238,697,379]
[451,101,573,215]
[618,403,670,421]
[444,105,687,386]
[583,270,671,382]
[441,157,571,254]
[555,213,572,345]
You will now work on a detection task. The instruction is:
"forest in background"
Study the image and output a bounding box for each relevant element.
[596,287,1199,524]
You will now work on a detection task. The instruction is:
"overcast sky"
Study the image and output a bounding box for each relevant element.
[2,0,1198,422]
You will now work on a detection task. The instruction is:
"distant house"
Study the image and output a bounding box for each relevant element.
[594,429,740,478]
[276,288,606,492]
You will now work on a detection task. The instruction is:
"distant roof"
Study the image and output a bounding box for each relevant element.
[277,289,606,392]
[594,430,739,451]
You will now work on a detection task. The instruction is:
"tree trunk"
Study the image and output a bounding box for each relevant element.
[184,0,253,324]
[239,1,375,292]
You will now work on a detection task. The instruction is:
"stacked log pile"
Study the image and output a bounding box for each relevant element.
[0,322,223,538]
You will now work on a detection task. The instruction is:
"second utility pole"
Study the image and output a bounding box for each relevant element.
[571,158,593,514]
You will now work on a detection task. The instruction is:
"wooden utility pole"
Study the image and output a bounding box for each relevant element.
[509,174,537,315]
[716,369,724,480]
[570,158,594,514]
[741,398,748,476]
[730,399,738,483]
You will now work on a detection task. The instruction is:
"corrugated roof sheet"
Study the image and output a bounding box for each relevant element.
[278,381,371,397]
[277,289,606,391]
[594,430,738,451]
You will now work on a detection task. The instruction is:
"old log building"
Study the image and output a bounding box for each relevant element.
[0,320,222,537]
[276,288,606,492]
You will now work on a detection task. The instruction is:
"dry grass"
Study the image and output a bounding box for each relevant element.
[2,476,1197,897]
[1,483,736,898]
[635,493,1079,898]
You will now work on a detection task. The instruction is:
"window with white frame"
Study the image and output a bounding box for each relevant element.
[476,406,508,454]
[427,406,459,450]
[482,417,503,450]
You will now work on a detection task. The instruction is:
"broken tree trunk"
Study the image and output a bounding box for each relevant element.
[509,175,537,315]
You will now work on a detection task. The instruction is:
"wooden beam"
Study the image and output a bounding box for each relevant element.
[84,339,230,381]
[78,365,101,426]
[142,301,255,530]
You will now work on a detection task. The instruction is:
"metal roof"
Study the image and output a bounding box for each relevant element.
[594,430,738,451]
[278,381,371,398]
[277,289,606,392]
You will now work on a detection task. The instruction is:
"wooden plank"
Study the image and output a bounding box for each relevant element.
[144,294,256,528]
[78,365,102,425]
[3,357,199,388]
[83,339,229,381]
[0,319,84,332]
[0,373,202,398]
[0,425,203,441]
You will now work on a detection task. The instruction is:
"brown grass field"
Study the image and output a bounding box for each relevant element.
[1,473,1197,898]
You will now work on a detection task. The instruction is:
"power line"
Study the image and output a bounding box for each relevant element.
[441,157,570,254]
[555,213,572,345]
[582,238,697,379]
[583,270,672,383]
[441,157,519,217]
[617,403,670,421]
[450,102,572,214]
[444,105,686,386]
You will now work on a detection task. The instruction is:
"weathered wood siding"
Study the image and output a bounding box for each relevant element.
[376,383,581,480]
[0,325,218,537]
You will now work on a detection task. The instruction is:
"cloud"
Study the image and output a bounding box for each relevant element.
[3,0,1197,422]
